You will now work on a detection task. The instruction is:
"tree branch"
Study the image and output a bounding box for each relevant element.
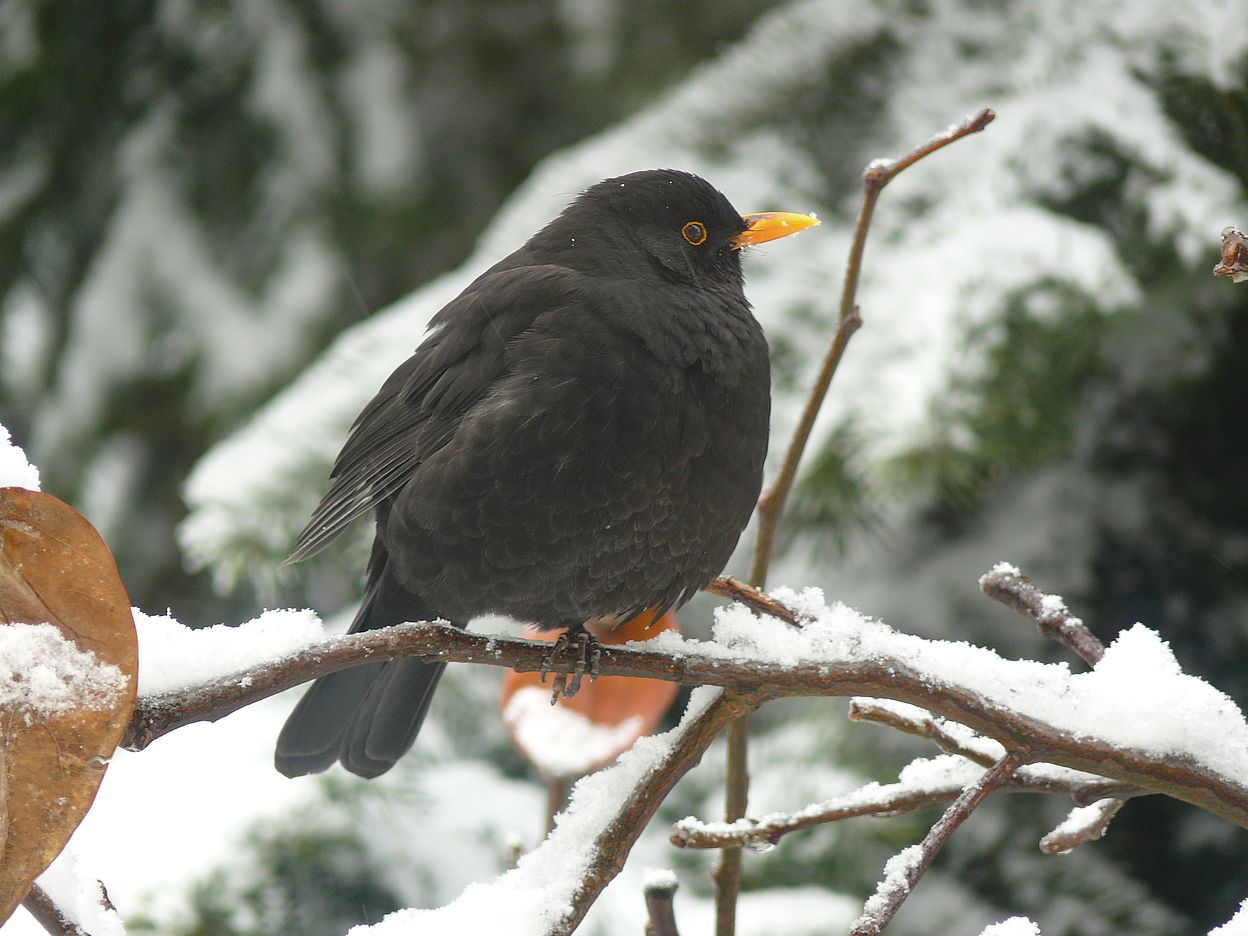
[848,698,1143,801]
[1039,797,1125,854]
[21,885,93,936]
[705,577,803,627]
[121,611,1248,828]
[1213,225,1248,283]
[718,104,996,936]
[671,753,1138,850]
[979,564,1105,665]
[979,564,1132,851]
[643,873,681,936]
[556,689,757,934]
[849,753,1026,936]
[749,106,995,589]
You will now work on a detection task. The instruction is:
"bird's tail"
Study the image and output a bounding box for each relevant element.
[275,539,448,779]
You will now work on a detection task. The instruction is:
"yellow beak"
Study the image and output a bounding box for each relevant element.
[731,211,821,249]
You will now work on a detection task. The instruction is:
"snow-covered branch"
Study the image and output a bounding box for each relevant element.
[349,688,751,936]
[850,753,1024,936]
[670,753,1137,850]
[123,586,1248,832]
[979,564,1105,665]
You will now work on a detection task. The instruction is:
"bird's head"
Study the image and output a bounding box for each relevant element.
[540,169,818,289]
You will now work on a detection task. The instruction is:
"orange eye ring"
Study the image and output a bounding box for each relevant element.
[681,221,708,246]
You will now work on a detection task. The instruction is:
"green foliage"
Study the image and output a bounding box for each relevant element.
[785,420,880,556]
[130,825,404,936]
[890,280,1112,518]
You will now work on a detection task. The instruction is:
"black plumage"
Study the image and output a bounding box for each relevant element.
[276,169,800,779]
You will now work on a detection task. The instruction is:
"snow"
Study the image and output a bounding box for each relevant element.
[641,588,1248,785]
[1211,900,1248,936]
[35,849,126,936]
[980,918,1042,936]
[10,1,1245,931]
[502,686,644,779]
[350,686,720,935]
[0,421,40,490]
[640,867,677,890]
[4,577,1237,934]
[0,623,128,721]
[133,607,324,696]
[1041,799,1117,853]
[856,843,923,922]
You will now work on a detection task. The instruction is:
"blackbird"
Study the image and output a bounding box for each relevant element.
[275,169,817,778]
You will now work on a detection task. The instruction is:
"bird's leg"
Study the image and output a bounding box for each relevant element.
[540,625,600,702]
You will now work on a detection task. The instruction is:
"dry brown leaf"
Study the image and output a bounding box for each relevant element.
[0,487,138,924]
[1213,226,1248,284]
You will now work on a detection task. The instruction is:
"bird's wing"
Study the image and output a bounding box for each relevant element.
[287,264,582,562]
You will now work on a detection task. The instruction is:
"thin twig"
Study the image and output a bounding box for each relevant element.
[749,106,996,589]
[716,106,997,935]
[850,753,1026,936]
[644,875,681,936]
[1039,798,1125,854]
[21,885,92,936]
[979,565,1130,849]
[714,715,750,936]
[849,698,1003,767]
[706,576,803,627]
[671,757,1138,850]
[848,698,1144,801]
[979,565,1105,665]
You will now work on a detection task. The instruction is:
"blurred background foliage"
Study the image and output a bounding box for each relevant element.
[3,0,1248,933]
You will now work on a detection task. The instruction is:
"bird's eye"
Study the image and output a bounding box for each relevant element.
[681,221,708,246]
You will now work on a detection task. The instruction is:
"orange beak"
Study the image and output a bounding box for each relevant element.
[731,211,821,249]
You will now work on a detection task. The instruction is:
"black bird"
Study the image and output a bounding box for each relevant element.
[275,169,818,778]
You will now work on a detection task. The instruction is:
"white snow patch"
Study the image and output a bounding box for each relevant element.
[0,623,128,721]
[856,843,923,922]
[36,847,127,936]
[0,421,40,490]
[350,686,720,935]
[980,918,1043,936]
[134,607,324,696]
[641,867,678,890]
[645,588,1248,785]
[503,686,643,779]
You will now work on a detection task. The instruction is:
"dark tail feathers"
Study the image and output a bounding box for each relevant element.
[275,545,448,779]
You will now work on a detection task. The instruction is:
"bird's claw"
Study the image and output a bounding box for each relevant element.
[542,630,599,703]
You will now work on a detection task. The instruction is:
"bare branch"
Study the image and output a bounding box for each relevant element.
[1040,798,1125,854]
[644,872,681,936]
[979,565,1105,665]
[722,105,996,935]
[706,577,803,627]
[850,753,1025,936]
[750,106,995,589]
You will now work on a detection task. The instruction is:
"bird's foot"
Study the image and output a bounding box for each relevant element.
[541,630,601,703]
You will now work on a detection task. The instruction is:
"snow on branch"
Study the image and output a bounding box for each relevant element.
[347,688,748,936]
[122,582,1248,832]
[669,752,1134,851]
[979,563,1104,665]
